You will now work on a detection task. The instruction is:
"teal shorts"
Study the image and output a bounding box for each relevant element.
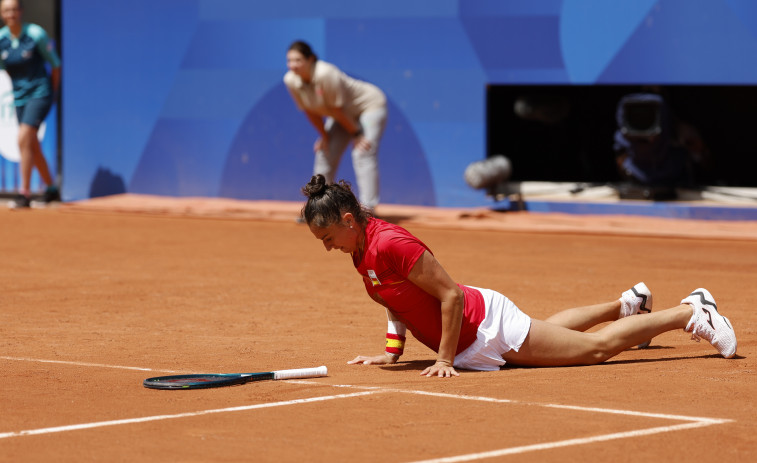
[15,95,53,128]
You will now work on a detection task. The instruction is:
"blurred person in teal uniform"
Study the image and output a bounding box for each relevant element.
[0,0,61,208]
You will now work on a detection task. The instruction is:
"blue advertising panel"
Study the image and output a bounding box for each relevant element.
[61,0,757,205]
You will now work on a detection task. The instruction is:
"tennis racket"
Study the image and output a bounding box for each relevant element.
[143,365,328,390]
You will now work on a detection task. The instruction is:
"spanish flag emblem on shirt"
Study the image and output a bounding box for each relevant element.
[367,269,381,286]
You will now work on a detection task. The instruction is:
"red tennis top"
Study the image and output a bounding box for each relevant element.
[352,218,485,354]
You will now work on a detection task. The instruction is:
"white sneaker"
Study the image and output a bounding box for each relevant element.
[682,288,737,359]
[620,282,653,348]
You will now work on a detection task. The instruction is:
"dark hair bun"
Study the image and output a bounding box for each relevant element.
[302,174,327,198]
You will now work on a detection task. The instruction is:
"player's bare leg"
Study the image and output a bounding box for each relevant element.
[544,283,651,337]
[503,305,692,367]
[543,300,621,332]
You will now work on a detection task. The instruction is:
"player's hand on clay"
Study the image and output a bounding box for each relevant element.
[421,360,459,378]
[347,354,394,365]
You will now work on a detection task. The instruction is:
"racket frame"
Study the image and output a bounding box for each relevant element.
[143,366,327,390]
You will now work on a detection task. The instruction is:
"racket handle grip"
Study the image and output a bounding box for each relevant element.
[273,365,328,380]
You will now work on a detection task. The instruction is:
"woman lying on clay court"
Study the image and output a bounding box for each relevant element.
[300,175,737,378]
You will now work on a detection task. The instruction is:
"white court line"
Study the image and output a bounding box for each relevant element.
[406,421,716,463]
[287,380,733,463]
[2,356,734,461]
[288,381,732,424]
[397,389,729,424]
[0,356,180,373]
[0,390,381,440]
[542,402,730,424]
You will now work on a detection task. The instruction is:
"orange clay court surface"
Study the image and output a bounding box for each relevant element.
[1,194,756,462]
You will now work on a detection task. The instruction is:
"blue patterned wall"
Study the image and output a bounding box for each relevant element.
[61,0,757,206]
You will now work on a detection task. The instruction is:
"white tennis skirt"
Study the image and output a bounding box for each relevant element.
[453,287,532,371]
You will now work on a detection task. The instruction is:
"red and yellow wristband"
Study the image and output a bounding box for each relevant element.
[385,333,406,356]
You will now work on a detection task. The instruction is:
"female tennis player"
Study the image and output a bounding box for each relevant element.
[301,175,737,377]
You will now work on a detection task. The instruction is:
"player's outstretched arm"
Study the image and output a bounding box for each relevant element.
[407,251,463,378]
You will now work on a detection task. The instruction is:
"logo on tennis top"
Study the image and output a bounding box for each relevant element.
[367,270,381,286]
